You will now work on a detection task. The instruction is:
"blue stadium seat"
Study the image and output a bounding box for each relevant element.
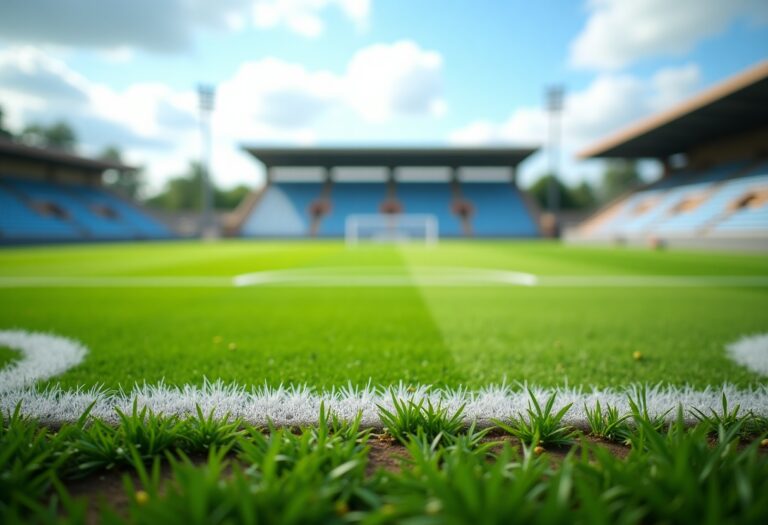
[595,161,755,237]
[241,183,323,237]
[319,183,387,236]
[0,186,78,239]
[6,179,134,238]
[0,177,170,241]
[710,172,768,234]
[75,186,170,238]
[460,182,538,237]
[395,182,463,236]
[242,180,538,238]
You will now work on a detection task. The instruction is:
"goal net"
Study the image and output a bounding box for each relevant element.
[345,214,438,246]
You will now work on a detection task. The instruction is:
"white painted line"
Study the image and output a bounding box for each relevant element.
[537,276,768,287]
[727,333,768,376]
[1,329,766,427]
[2,381,767,428]
[233,267,538,287]
[1,272,766,288]
[0,330,87,393]
[0,276,232,288]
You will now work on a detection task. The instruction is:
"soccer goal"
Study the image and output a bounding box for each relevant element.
[345,214,438,246]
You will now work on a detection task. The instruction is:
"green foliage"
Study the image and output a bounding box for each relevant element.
[2,401,768,524]
[625,385,672,445]
[21,120,77,151]
[377,394,465,445]
[494,390,578,447]
[584,400,631,442]
[0,405,73,512]
[145,162,205,211]
[528,174,598,210]
[690,392,750,436]
[145,162,250,211]
[100,145,144,199]
[73,401,182,476]
[123,406,373,524]
[214,184,250,210]
[177,406,244,452]
[600,159,641,201]
[0,105,13,140]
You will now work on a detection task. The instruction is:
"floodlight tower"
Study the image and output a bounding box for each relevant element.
[198,84,217,238]
[546,85,565,232]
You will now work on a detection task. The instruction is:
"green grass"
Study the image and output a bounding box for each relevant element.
[0,240,767,390]
[0,346,17,368]
[2,401,768,524]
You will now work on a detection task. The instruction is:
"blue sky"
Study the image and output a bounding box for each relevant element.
[0,0,766,193]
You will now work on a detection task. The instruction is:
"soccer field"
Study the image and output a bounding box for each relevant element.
[3,240,768,523]
[1,240,767,392]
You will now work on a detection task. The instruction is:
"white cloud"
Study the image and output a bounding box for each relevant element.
[344,41,445,122]
[449,64,702,186]
[0,0,371,51]
[0,41,444,191]
[253,0,370,38]
[570,0,768,70]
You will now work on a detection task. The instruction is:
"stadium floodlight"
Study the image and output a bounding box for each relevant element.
[198,84,217,238]
[345,214,438,246]
[546,85,565,229]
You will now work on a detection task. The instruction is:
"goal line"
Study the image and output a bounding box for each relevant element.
[345,214,438,246]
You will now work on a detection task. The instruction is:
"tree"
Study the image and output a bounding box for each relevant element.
[527,174,597,211]
[0,105,13,140]
[21,120,78,151]
[146,162,251,212]
[146,162,204,212]
[214,185,250,210]
[600,160,640,201]
[99,145,144,199]
[570,181,597,209]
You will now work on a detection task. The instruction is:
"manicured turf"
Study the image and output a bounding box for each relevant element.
[0,240,767,390]
[0,347,16,368]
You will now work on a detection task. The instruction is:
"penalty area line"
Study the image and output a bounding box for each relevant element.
[1,329,766,428]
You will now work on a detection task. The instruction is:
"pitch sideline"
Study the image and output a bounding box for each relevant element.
[0,329,766,427]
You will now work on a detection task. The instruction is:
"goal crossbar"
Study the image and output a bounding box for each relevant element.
[345,214,438,246]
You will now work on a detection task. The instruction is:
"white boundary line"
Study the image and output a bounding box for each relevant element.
[0,330,87,392]
[0,276,231,288]
[727,333,768,376]
[536,276,768,287]
[1,329,767,427]
[3,381,767,428]
[4,268,766,288]
[233,267,538,287]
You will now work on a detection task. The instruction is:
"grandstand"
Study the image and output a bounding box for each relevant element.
[0,140,170,243]
[572,61,768,251]
[235,147,541,239]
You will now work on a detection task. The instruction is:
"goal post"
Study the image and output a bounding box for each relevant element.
[345,214,438,246]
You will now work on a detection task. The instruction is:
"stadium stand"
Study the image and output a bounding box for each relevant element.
[395,182,462,236]
[572,61,768,250]
[0,184,79,239]
[460,182,539,237]
[320,182,388,236]
[0,140,170,243]
[240,183,324,237]
[238,147,541,239]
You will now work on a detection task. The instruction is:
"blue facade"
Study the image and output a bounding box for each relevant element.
[0,177,169,241]
[589,161,768,238]
[241,180,539,238]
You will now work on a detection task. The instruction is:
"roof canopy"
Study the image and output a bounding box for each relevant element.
[0,139,132,174]
[579,61,768,159]
[243,146,538,168]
